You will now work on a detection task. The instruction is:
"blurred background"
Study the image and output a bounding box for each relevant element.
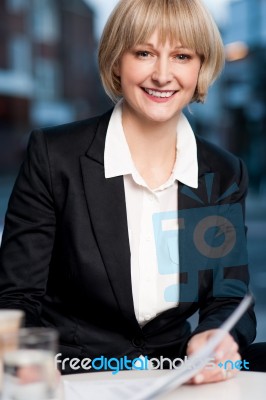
[0,0,265,341]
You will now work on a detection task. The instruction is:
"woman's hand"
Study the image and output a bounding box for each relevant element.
[186,329,240,384]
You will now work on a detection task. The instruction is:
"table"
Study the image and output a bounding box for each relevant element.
[60,370,266,400]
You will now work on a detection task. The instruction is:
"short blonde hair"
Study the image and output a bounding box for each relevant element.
[98,0,225,103]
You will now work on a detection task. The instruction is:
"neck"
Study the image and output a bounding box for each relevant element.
[121,103,179,189]
[121,104,179,166]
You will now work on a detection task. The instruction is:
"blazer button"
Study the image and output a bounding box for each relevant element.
[132,337,145,348]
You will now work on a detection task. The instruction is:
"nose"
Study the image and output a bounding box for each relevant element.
[152,57,173,86]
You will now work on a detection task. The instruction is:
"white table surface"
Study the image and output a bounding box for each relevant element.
[60,370,266,400]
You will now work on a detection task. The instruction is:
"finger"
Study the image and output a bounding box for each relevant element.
[191,351,241,385]
[214,335,239,361]
[225,345,240,364]
[186,338,205,356]
[187,330,217,355]
[218,351,241,375]
[192,367,235,385]
[187,332,238,359]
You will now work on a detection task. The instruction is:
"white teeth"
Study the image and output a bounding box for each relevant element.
[144,88,175,98]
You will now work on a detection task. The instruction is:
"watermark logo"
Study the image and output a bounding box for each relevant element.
[217,360,249,370]
[54,354,249,375]
[152,173,248,302]
[54,354,149,375]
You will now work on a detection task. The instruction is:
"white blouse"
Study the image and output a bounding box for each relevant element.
[104,100,198,326]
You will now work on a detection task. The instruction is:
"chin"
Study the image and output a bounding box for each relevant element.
[145,112,177,124]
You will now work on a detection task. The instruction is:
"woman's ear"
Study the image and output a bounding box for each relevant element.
[113,60,120,77]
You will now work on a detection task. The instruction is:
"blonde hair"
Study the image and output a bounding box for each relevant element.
[98,0,225,103]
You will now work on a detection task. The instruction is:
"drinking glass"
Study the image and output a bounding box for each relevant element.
[0,310,24,393]
[1,327,59,400]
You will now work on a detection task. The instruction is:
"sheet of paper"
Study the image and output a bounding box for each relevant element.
[63,378,155,400]
[63,295,252,400]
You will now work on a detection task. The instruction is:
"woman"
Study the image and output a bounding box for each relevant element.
[0,0,261,382]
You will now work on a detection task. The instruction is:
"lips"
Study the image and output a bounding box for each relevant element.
[143,88,177,98]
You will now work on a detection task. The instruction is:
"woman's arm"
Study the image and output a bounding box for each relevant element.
[192,158,256,347]
[0,130,56,326]
[186,158,256,383]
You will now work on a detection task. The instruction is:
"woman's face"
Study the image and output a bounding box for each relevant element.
[116,30,201,126]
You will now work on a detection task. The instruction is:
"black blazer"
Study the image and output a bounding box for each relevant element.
[0,109,256,373]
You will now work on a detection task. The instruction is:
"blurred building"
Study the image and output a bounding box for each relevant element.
[0,0,109,172]
[191,0,266,193]
[222,0,266,193]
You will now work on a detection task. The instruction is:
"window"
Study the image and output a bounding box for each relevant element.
[262,0,266,42]
[6,0,28,13]
[34,58,61,100]
[31,0,60,43]
[9,35,31,73]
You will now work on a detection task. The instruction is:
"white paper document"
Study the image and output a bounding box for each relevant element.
[63,295,252,400]
[64,378,156,400]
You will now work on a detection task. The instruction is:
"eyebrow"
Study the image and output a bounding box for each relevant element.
[136,43,191,51]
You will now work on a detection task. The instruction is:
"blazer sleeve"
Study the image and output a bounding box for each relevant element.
[0,130,56,326]
[190,158,256,350]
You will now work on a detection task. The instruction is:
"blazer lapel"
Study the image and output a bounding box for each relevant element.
[80,111,139,329]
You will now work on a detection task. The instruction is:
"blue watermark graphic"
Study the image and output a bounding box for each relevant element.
[152,174,248,302]
[217,359,249,371]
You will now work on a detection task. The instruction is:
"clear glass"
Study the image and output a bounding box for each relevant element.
[0,310,25,394]
[1,327,58,400]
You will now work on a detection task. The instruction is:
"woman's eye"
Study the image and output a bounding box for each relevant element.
[136,51,151,58]
[175,54,191,61]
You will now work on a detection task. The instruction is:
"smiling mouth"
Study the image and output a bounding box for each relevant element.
[143,88,177,98]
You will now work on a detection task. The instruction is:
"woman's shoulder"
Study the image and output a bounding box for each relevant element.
[195,134,245,174]
[40,108,113,144]
[25,108,113,162]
